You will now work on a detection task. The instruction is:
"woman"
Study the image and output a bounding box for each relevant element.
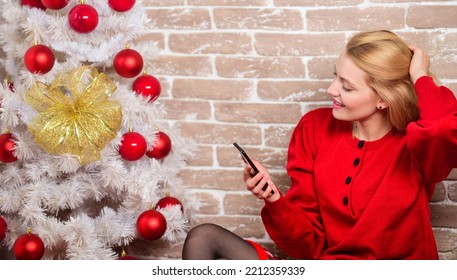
[182,30,457,260]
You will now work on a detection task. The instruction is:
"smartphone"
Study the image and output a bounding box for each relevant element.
[233,142,274,195]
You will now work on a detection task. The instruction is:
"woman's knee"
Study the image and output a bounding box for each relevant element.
[185,223,222,242]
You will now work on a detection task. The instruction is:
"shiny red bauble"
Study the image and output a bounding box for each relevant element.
[41,0,68,9]
[146,131,172,160]
[155,194,183,213]
[0,133,18,163]
[136,209,167,241]
[118,131,147,161]
[21,0,47,10]
[109,0,136,12]
[132,74,161,102]
[113,49,143,78]
[13,231,45,260]
[68,4,99,33]
[24,44,55,74]
[0,216,6,242]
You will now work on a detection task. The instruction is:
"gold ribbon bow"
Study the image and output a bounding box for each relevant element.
[25,66,122,165]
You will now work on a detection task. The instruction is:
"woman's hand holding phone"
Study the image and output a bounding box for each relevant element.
[234,142,280,202]
[243,162,280,202]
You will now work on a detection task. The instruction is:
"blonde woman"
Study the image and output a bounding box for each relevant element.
[182,30,457,260]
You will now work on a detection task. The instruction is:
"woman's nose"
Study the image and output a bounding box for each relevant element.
[327,79,339,97]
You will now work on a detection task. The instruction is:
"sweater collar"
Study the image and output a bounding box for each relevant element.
[344,122,398,150]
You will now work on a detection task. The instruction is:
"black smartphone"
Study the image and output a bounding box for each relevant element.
[233,142,274,195]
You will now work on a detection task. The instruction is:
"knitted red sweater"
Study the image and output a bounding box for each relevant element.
[261,76,457,259]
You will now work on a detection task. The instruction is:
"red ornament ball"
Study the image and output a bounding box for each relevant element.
[13,231,45,260]
[24,44,55,74]
[146,131,172,160]
[0,216,6,242]
[21,0,47,10]
[132,74,161,102]
[109,0,136,12]
[119,131,147,161]
[41,0,68,9]
[136,209,167,241]
[68,4,99,33]
[155,194,184,213]
[113,49,143,78]
[0,132,18,163]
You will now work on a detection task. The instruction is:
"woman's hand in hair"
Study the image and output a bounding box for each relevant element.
[409,45,430,84]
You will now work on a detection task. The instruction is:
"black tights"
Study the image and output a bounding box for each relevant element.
[182,223,259,260]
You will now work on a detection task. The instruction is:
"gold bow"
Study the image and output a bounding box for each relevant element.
[25,66,122,165]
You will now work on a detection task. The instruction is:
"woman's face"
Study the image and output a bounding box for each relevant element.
[327,52,382,123]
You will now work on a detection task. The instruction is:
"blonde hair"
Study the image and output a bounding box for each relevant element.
[346,30,420,131]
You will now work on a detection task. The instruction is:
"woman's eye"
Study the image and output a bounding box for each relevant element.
[342,86,352,92]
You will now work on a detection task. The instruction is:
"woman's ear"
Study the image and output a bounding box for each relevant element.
[377,99,389,110]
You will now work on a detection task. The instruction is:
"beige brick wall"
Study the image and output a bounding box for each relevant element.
[136,0,457,260]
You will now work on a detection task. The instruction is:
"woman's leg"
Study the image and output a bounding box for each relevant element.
[182,223,259,260]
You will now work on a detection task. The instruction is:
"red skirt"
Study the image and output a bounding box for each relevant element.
[246,240,280,260]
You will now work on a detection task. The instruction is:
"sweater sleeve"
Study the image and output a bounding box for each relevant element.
[261,110,326,259]
[406,76,457,195]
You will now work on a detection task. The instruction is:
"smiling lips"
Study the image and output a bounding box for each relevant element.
[333,100,345,109]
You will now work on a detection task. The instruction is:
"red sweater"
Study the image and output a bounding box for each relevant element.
[261,76,457,259]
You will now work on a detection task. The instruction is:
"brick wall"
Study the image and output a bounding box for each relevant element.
[136,0,457,260]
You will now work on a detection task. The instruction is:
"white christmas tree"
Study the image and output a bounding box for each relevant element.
[0,0,195,260]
